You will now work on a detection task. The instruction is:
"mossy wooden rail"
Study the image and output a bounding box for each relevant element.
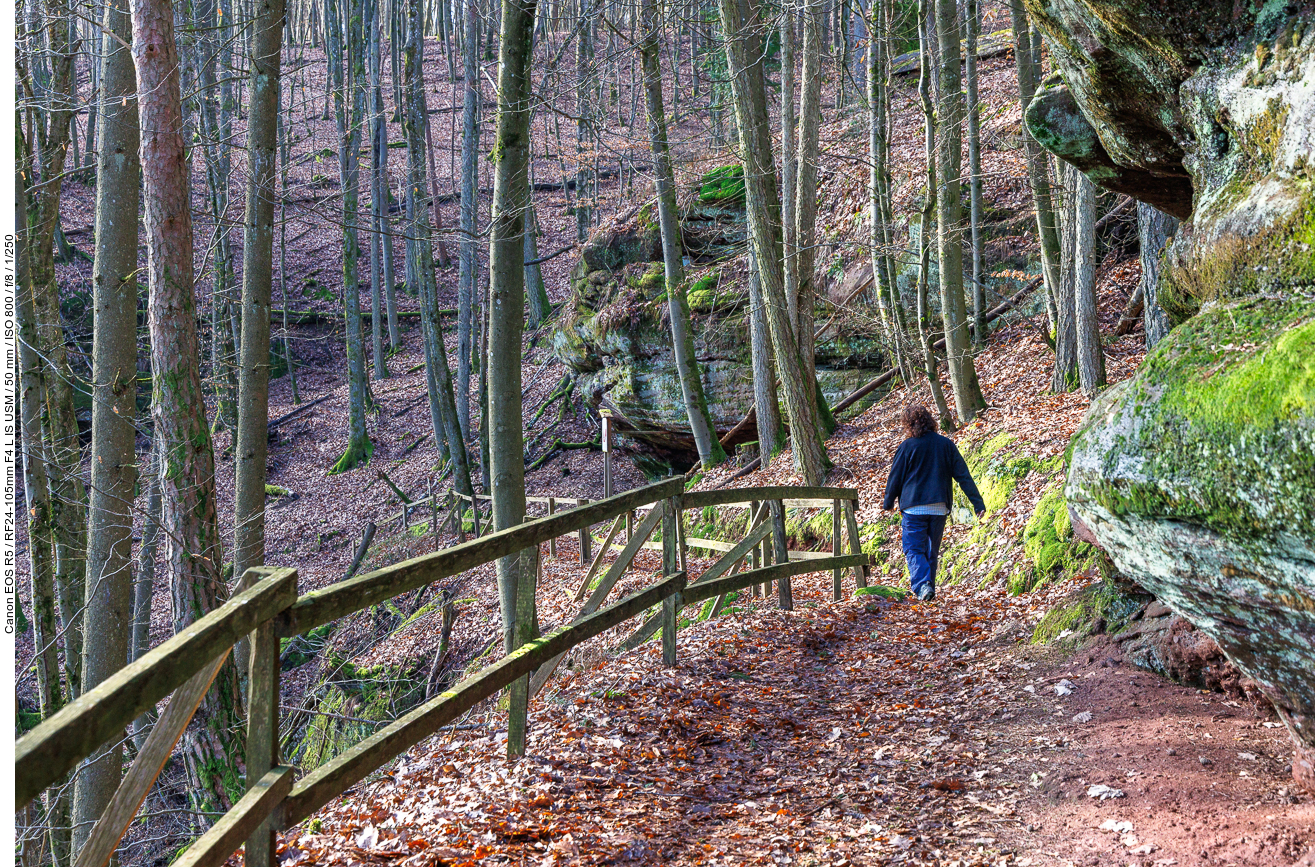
[15,478,874,867]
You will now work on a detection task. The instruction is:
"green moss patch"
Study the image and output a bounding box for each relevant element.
[1018,483,1097,595]
[698,165,746,204]
[856,584,907,601]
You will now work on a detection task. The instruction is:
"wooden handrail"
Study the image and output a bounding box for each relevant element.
[283,570,688,824]
[172,767,295,867]
[281,478,684,636]
[16,567,299,808]
[682,486,858,510]
[19,481,874,867]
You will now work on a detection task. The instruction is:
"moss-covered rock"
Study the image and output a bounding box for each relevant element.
[697,165,746,205]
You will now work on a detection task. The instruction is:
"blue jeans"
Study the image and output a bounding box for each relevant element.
[901,513,947,597]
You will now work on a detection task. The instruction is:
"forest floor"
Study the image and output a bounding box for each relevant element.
[23,8,1313,866]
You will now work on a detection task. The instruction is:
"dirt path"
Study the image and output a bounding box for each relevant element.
[281,558,1313,867]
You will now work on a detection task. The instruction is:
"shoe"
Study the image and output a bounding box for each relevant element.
[916,585,936,602]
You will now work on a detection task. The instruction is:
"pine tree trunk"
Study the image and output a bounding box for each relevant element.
[132,0,245,814]
[1072,170,1105,395]
[640,0,725,468]
[457,0,480,440]
[780,2,798,332]
[933,0,985,421]
[575,2,594,241]
[73,0,139,848]
[1138,202,1177,350]
[328,0,374,473]
[488,0,538,758]
[717,0,827,484]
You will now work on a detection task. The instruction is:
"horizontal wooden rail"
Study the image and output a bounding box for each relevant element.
[680,555,874,607]
[16,568,299,808]
[284,570,688,824]
[172,767,295,867]
[282,478,683,635]
[682,486,858,510]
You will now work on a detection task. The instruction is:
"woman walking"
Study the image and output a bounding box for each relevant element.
[881,405,987,601]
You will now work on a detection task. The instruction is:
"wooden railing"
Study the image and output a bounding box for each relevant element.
[15,478,873,867]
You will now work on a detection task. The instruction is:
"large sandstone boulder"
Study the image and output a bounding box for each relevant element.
[1027,0,1315,790]
[554,170,886,469]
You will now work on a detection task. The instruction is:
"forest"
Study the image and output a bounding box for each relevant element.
[12,0,1315,864]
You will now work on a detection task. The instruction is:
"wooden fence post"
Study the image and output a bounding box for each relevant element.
[508,523,540,758]
[832,499,843,601]
[661,497,679,666]
[843,500,869,589]
[748,501,760,595]
[245,571,286,867]
[471,497,482,538]
[430,491,439,547]
[577,498,591,564]
[547,497,557,558]
[770,500,792,610]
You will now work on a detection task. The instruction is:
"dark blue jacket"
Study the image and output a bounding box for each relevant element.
[881,432,986,514]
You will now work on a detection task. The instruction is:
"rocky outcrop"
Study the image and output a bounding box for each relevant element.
[1031,1,1315,791]
[554,170,886,469]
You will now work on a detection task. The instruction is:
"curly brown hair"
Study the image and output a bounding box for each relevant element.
[900,404,936,439]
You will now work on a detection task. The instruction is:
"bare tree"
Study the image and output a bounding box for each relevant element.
[488,0,539,758]
[1072,170,1105,395]
[640,0,726,468]
[73,0,140,849]
[132,0,245,812]
[1138,203,1177,350]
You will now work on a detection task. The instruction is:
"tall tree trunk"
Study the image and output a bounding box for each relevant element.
[402,0,475,500]
[794,0,835,436]
[524,202,552,327]
[488,0,537,758]
[328,0,374,473]
[1008,0,1061,335]
[915,4,955,431]
[16,152,71,867]
[131,443,163,750]
[368,0,391,379]
[575,1,594,241]
[234,0,286,614]
[132,0,245,814]
[457,0,480,440]
[933,0,985,421]
[1072,170,1105,395]
[1138,203,1177,350]
[1052,163,1079,391]
[780,1,798,332]
[964,0,985,346]
[72,0,140,849]
[717,0,827,484]
[747,252,784,464]
[640,0,725,468]
[21,0,87,711]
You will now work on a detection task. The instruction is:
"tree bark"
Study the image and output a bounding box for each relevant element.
[1052,162,1079,391]
[234,0,287,594]
[916,5,955,431]
[131,443,163,750]
[1138,202,1177,350]
[457,0,480,440]
[933,0,985,421]
[1008,0,1061,336]
[368,0,391,379]
[1072,169,1105,395]
[640,0,725,469]
[524,202,552,327]
[717,0,827,484]
[488,0,537,758]
[328,0,373,472]
[73,0,140,849]
[964,0,985,345]
[132,0,245,814]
